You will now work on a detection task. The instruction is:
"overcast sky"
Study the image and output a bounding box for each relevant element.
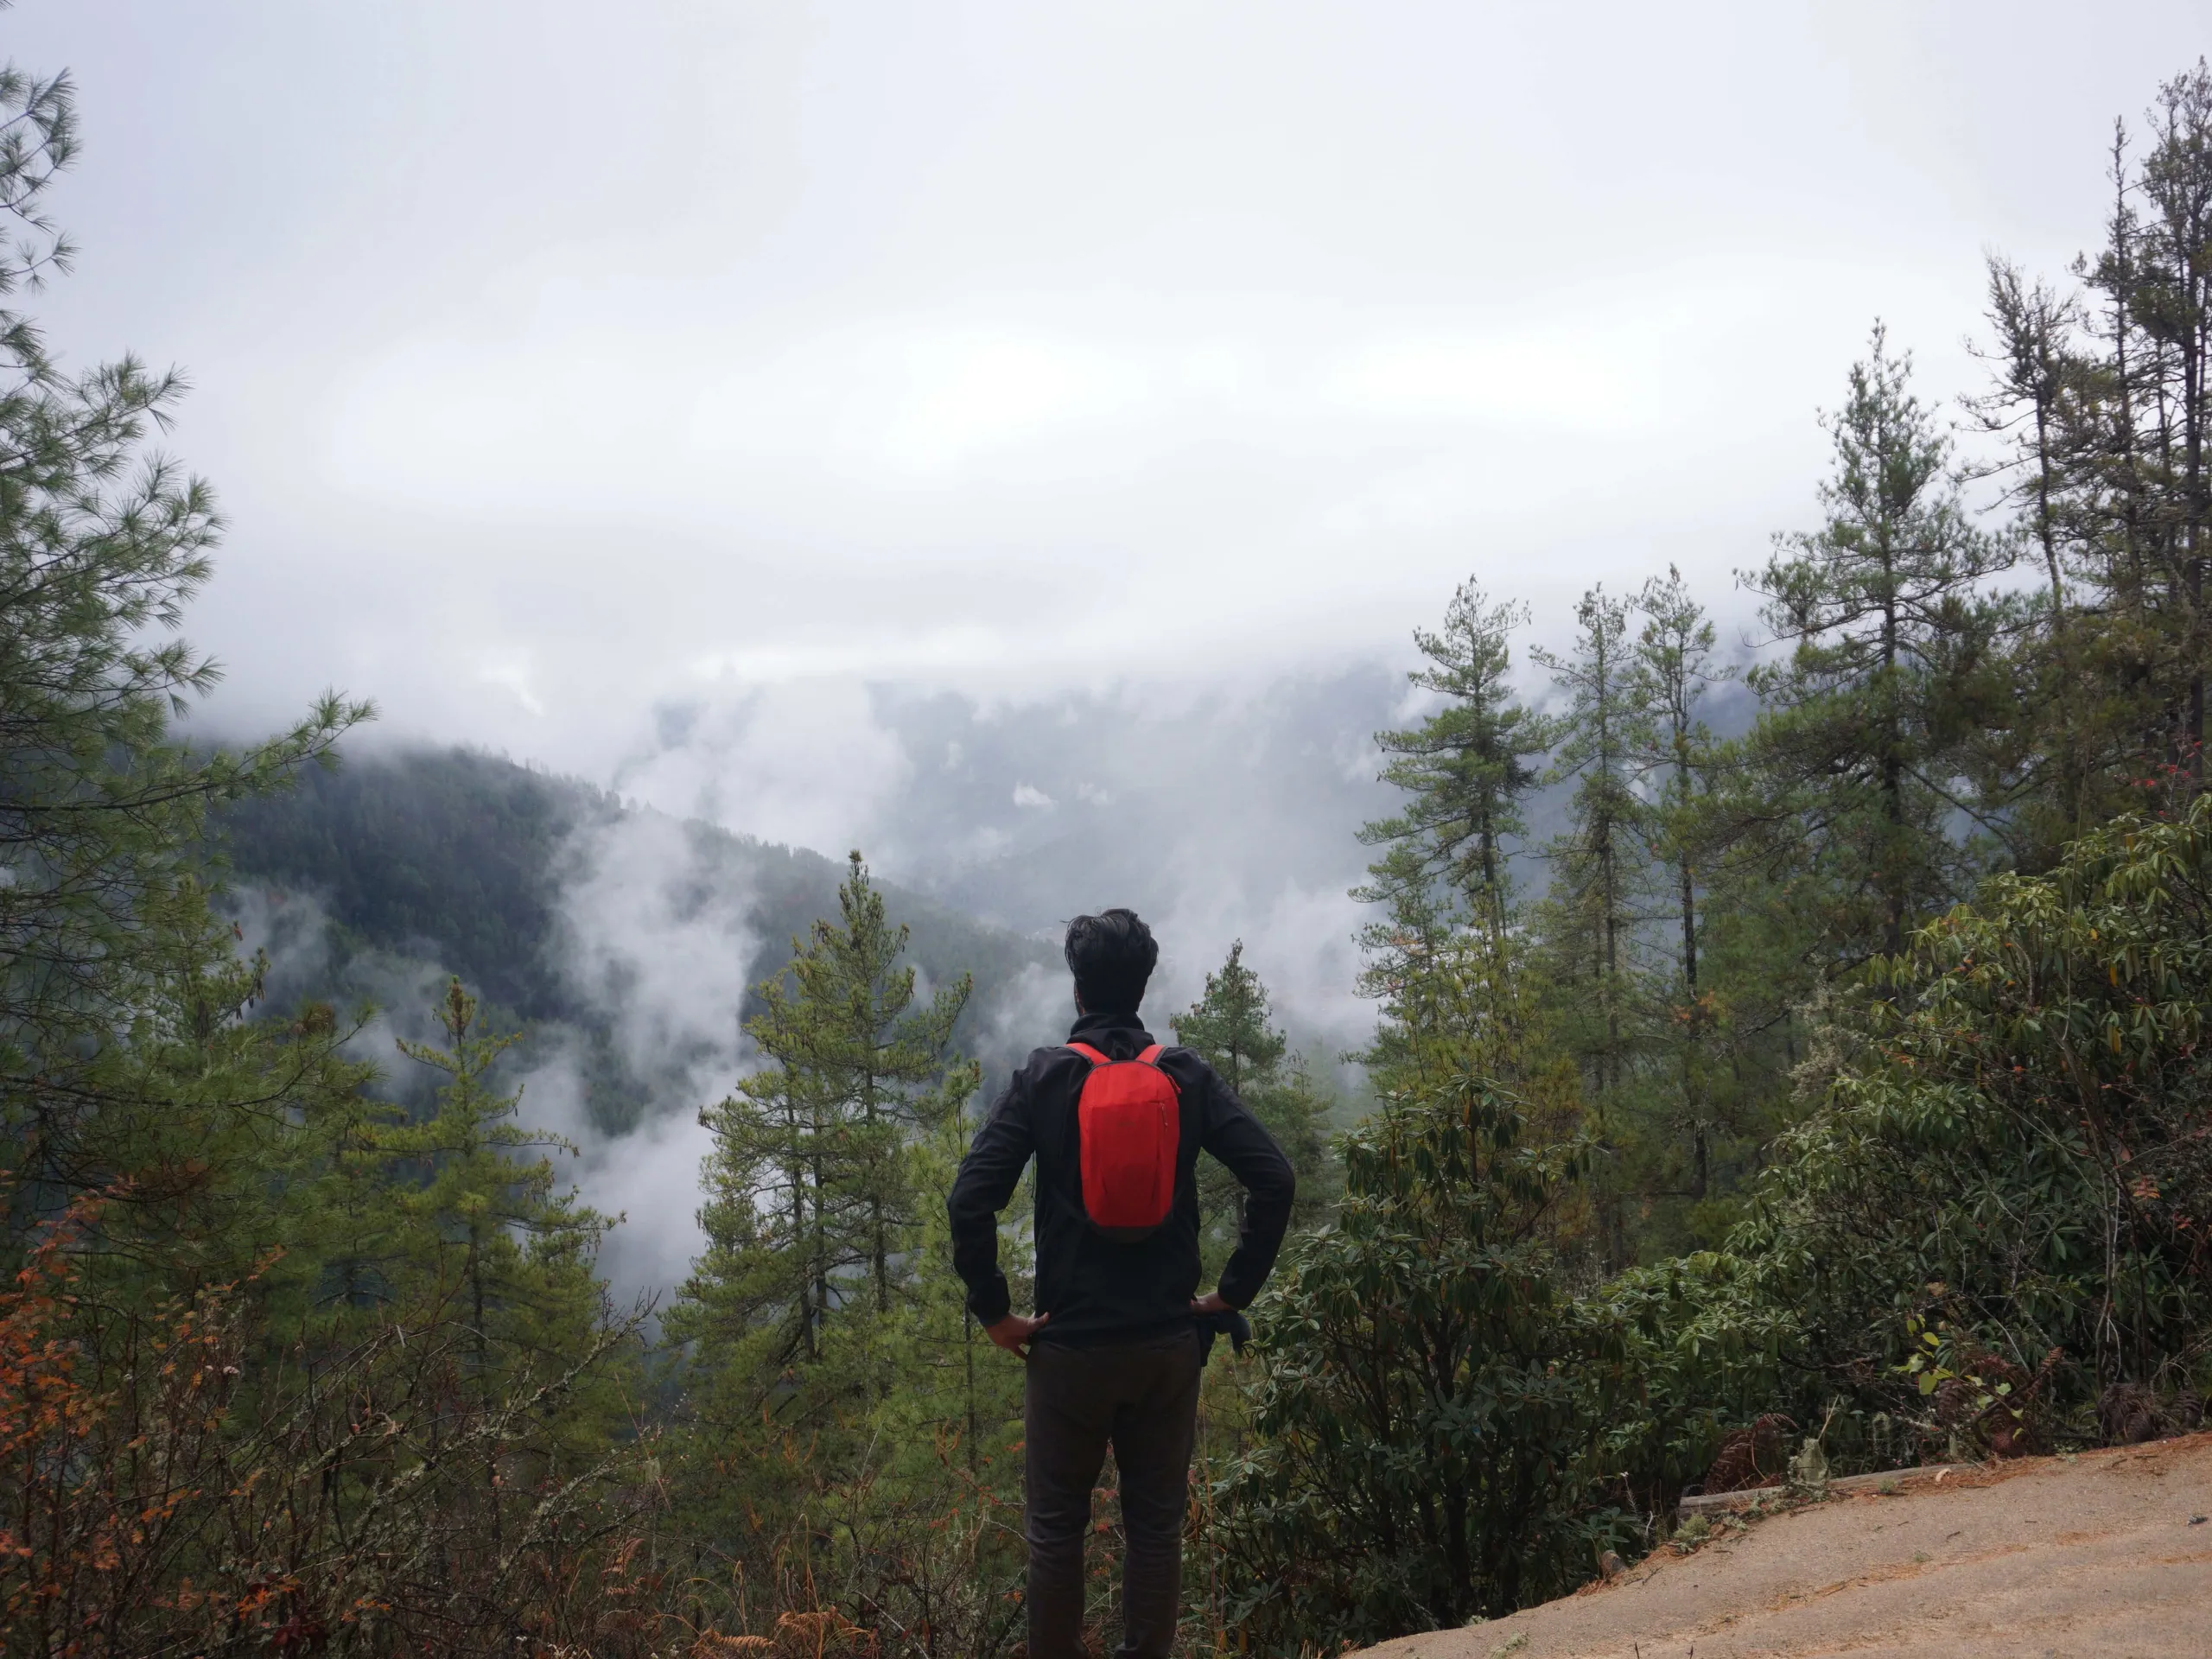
[13,2,2208,843]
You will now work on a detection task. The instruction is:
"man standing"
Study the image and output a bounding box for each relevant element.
[948,908,1296,1659]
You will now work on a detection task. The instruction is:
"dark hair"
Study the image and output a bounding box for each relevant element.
[1064,909,1158,1014]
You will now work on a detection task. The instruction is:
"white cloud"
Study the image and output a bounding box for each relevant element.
[1012,782,1055,809]
[511,1045,720,1317]
[553,809,758,1093]
[62,0,2186,766]
[476,658,546,718]
[977,962,1076,1068]
[497,807,770,1310]
[612,678,912,852]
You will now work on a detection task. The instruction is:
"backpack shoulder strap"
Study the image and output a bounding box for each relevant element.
[1136,1044,1165,1066]
[1065,1042,1109,1066]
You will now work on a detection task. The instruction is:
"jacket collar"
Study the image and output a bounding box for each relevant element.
[1069,1009,1154,1046]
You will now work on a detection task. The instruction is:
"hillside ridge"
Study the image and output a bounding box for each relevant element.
[217,744,1061,1129]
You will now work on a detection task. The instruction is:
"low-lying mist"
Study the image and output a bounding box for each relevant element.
[230,654,1717,1307]
[611,666,1416,1052]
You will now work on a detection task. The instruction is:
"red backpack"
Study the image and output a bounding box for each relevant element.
[1065,1042,1181,1241]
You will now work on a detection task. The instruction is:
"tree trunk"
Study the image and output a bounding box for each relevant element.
[468,1222,501,1554]
[866,1065,889,1317]
[1880,531,1907,958]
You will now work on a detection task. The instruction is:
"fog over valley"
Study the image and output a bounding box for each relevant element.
[221,664,1429,1302]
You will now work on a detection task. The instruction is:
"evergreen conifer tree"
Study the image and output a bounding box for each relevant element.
[1964,256,2099,859]
[0,54,653,1651]
[1173,941,1334,1268]
[1531,587,1648,1262]
[1738,324,2012,965]
[670,854,977,1548]
[1216,927,1608,1648]
[2048,65,2212,810]
[2130,64,2212,779]
[379,980,622,1460]
[1626,569,1735,1204]
[1357,581,1556,947]
[0,62,366,1205]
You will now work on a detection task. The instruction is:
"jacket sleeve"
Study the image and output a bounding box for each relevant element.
[1198,1066,1298,1310]
[947,1071,1035,1325]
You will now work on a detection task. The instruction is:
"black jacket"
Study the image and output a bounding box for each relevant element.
[948,1011,1297,1347]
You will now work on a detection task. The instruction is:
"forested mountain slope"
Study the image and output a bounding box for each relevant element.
[216,745,1062,1129]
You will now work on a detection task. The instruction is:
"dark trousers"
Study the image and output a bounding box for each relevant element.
[1023,1326,1201,1659]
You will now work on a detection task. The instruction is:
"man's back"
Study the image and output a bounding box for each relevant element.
[948,1009,1294,1345]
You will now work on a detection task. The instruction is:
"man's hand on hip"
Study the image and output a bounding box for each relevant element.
[984,1311,1048,1357]
[1189,1290,1231,1316]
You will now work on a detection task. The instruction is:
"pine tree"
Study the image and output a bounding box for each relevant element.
[1969,77,2212,853]
[379,981,619,1452]
[1738,324,2012,965]
[1174,942,1285,1101]
[1529,588,1649,1265]
[0,62,366,1204]
[0,54,661,1653]
[670,854,977,1544]
[242,998,405,1355]
[1352,583,1566,1193]
[2067,121,2167,804]
[1357,580,1555,951]
[2132,63,2212,779]
[2053,66,2212,806]
[1626,568,1735,1202]
[1964,256,2097,856]
[804,855,980,1318]
[1970,258,2082,619]
[1217,927,1608,1648]
[839,1100,1032,1649]
[1173,941,1334,1269]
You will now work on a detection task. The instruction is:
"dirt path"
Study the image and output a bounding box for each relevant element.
[1357,1432,2212,1659]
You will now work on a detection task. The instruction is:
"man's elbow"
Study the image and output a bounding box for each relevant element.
[946,1183,987,1242]
[1252,1154,1297,1211]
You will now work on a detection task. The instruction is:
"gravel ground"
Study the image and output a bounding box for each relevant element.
[1357,1431,2212,1659]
